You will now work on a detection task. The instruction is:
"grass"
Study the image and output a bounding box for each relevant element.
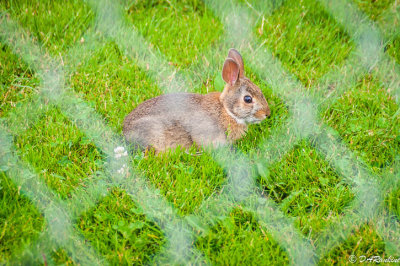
[256,0,354,88]
[134,147,226,215]
[259,141,355,237]
[78,189,165,264]
[353,0,395,21]
[0,0,94,55]
[352,0,400,67]
[323,74,400,172]
[196,208,290,265]
[387,36,400,66]
[0,0,399,264]
[0,43,38,117]
[0,172,44,261]
[320,223,386,264]
[15,107,103,198]
[124,0,224,68]
[70,41,162,132]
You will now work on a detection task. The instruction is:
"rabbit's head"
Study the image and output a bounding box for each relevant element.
[220,49,270,125]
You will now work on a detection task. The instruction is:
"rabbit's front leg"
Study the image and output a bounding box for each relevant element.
[193,132,227,149]
[211,135,228,147]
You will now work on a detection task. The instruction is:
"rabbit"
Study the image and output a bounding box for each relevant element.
[123,48,271,153]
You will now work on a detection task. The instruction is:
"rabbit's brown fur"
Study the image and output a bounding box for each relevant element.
[123,49,270,153]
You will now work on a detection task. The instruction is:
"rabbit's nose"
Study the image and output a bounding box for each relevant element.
[265,106,271,117]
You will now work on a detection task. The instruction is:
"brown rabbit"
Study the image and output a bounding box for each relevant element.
[123,49,270,153]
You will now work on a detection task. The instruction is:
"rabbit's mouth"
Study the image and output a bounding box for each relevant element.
[246,117,264,124]
[252,119,264,124]
[226,109,265,125]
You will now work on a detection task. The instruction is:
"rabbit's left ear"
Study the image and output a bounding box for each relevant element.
[222,58,240,86]
[228,48,244,78]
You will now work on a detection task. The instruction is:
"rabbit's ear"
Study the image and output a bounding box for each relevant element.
[228,48,244,78]
[222,58,240,86]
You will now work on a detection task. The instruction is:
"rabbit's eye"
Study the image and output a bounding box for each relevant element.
[244,95,252,103]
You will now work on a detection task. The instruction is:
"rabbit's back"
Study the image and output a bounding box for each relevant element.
[123,92,227,151]
[125,93,200,120]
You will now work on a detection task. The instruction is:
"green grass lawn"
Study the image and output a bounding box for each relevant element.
[1,0,399,265]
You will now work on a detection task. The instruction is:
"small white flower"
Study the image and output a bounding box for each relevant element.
[114,146,125,153]
[117,164,127,175]
[114,146,128,159]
